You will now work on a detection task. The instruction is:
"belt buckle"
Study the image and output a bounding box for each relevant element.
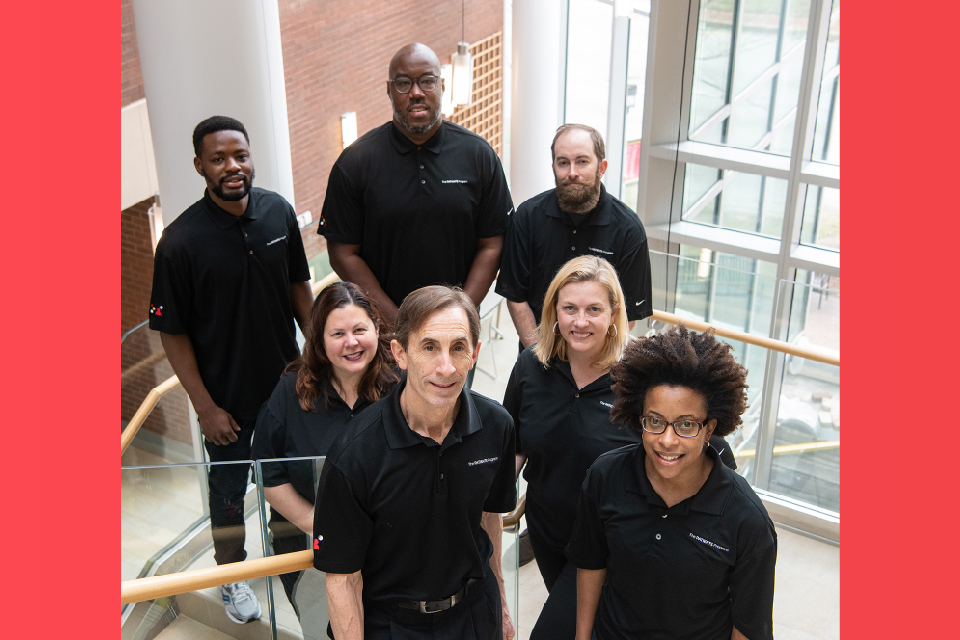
[419,595,454,614]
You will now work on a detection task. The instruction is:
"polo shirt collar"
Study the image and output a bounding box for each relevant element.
[388,120,446,155]
[381,377,482,451]
[625,442,733,515]
[551,358,611,391]
[202,189,258,229]
[548,182,612,225]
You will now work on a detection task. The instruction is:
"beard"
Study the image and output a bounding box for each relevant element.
[392,96,442,135]
[211,168,255,201]
[555,170,601,213]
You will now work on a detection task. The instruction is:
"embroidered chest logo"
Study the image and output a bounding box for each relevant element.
[689,532,729,552]
[266,235,287,246]
[599,400,613,408]
[441,179,469,184]
[467,456,498,467]
[588,247,614,256]
[150,304,163,316]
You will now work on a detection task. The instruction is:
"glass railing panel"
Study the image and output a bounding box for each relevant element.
[256,457,328,640]
[649,249,778,408]
[122,460,273,639]
[768,274,839,513]
[121,322,198,465]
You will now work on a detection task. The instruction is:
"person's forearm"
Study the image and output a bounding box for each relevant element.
[160,333,217,413]
[327,572,364,640]
[328,249,399,327]
[507,301,538,348]
[462,236,504,308]
[515,453,527,478]
[263,484,315,534]
[575,567,606,640]
[482,511,515,640]
[289,281,315,335]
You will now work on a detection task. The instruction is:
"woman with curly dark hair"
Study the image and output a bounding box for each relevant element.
[252,281,398,610]
[567,324,777,640]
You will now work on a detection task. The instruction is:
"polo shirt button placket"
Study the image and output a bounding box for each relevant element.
[655,533,661,541]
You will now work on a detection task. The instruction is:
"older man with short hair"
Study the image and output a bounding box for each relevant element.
[313,286,516,640]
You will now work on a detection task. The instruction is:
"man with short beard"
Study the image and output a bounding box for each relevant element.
[149,115,314,625]
[497,124,653,348]
[318,43,514,332]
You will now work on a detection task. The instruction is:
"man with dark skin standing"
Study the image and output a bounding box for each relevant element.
[497,124,653,348]
[318,43,513,330]
[150,116,314,625]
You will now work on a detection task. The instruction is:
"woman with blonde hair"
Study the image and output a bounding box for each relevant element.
[503,255,638,640]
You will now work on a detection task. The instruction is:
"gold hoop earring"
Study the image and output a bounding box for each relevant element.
[607,325,618,337]
[553,322,560,335]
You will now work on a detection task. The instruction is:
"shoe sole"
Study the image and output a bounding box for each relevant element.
[224,601,262,625]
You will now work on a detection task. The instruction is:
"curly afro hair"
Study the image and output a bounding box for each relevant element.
[610,324,748,437]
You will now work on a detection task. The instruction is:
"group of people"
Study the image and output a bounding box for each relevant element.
[148,40,776,640]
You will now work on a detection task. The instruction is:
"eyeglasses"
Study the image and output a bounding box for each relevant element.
[390,75,439,94]
[640,416,706,438]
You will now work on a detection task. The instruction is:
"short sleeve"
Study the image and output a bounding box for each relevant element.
[313,463,374,574]
[473,148,513,239]
[565,476,609,570]
[729,517,778,640]
[317,162,365,245]
[494,206,531,303]
[502,360,523,454]
[482,417,518,513]
[285,205,311,282]
[148,239,191,335]
[617,227,653,322]
[251,393,290,488]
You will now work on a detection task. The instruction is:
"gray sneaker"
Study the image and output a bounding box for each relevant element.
[220,580,262,624]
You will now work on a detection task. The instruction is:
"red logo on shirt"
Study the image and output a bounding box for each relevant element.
[150,304,163,317]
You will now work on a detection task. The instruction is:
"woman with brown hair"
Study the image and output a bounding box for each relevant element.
[252,280,398,611]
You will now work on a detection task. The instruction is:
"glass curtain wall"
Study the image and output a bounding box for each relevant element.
[574,0,840,518]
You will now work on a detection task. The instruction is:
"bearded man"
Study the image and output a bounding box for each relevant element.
[318,43,514,330]
[496,124,653,348]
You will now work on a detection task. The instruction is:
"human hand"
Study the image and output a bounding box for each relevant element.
[197,406,241,445]
[502,604,515,640]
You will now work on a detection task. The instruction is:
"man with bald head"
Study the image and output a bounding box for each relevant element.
[318,43,514,331]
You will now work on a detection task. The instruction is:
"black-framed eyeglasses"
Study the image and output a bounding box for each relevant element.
[640,416,706,438]
[390,75,439,94]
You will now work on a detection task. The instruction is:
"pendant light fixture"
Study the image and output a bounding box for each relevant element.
[451,0,473,107]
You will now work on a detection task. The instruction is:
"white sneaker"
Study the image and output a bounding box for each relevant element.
[220,580,262,624]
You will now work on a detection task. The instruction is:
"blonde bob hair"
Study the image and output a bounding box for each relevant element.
[533,255,629,368]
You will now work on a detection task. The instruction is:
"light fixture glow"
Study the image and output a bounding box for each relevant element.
[340,111,357,149]
[614,0,632,18]
[451,42,473,106]
[440,64,454,116]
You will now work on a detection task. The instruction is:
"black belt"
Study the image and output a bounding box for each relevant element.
[396,578,479,614]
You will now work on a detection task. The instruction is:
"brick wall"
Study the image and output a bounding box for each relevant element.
[121,197,154,335]
[121,0,144,108]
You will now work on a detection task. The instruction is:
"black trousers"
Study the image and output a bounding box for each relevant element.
[357,561,502,640]
[204,414,257,565]
[270,516,310,613]
[528,525,577,640]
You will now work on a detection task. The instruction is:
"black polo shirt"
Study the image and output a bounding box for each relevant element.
[318,121,514,307]
[502,348,642,554]
[251,372,384,520]
[496,183,652,324]
[149,188,311,417]
[567,445,777,640]
[312,379,517,603]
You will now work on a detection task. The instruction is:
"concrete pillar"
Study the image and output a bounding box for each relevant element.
[131,0,294,226]
[510,0,565,205]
